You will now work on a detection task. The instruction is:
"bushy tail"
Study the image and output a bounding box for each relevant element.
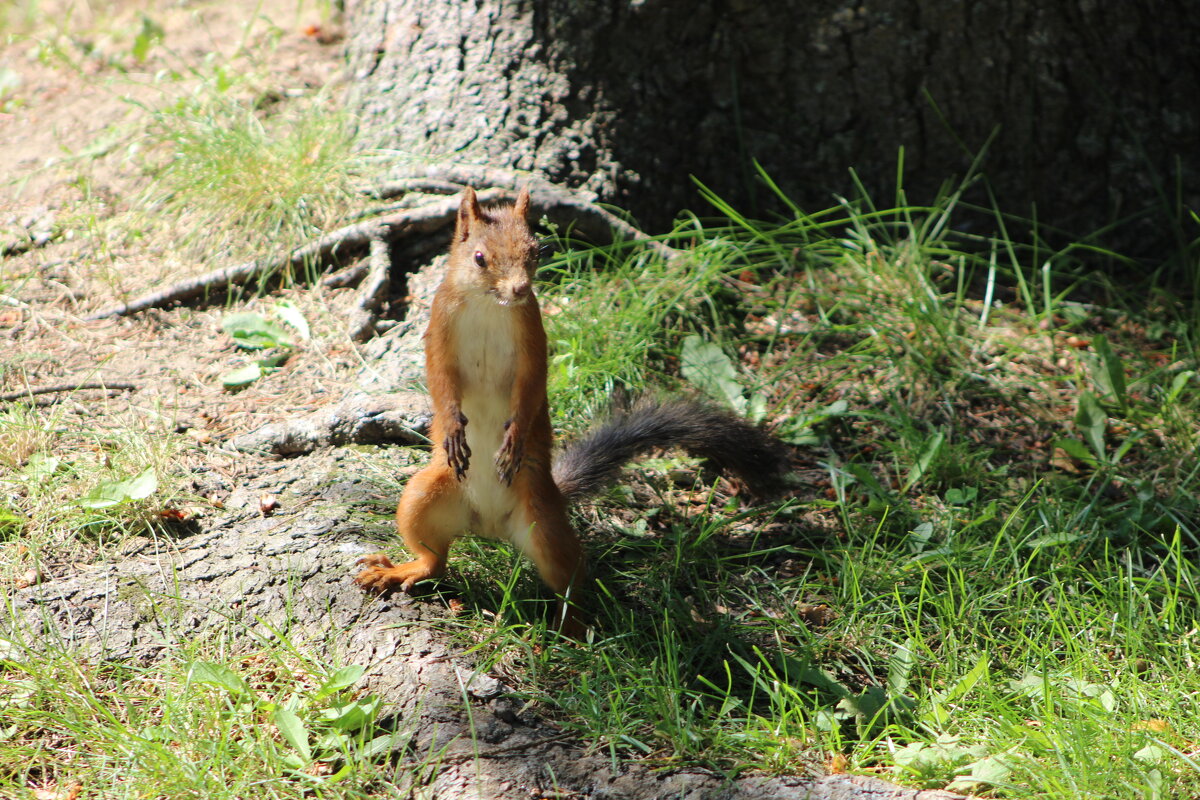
[551,397,789,501]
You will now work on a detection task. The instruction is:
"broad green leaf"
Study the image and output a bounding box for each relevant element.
[131,13,164,63]
[316,665,365,698]
[927,653,989,726]
[188,662,250,696]
[273,708,312,763]
[80,468,157,509]
[22,453,61,482]
[1090,335,1127,410]
[273,300,310,341]
[1052,437,1097,467]
[1074,391,1107,461]
[779,399,850,445]
[948,753,1014,792]
[887,639,916,696]
[679,334,747,414]
[221,312,292,350]
[944,485,978,505]
[904,431,945,491]
[320,695,382,732]
[221,363,263,389]
[1134,743,1170,764]
[1167,370,1194,404]
[1024,530,1087,549]
[0,507,25,534]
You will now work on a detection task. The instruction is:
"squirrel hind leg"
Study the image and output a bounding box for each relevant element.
[355,465,468,594]
[508,496,588,637]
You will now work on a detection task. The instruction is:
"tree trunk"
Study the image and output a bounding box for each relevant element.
[345,0,1197,258]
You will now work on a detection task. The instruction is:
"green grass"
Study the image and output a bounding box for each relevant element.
[5,12,1200,787]
[0,612,397,798]
[140,94,361,279]
[6,175,1200,796]
[427,181,1200,797]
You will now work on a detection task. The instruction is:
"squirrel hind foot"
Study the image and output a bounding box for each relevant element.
[354,553,442,594]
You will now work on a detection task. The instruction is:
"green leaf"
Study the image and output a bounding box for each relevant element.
[1166,370,1194,404]
[320,696,382,732]
[1090,335,1127,410]
[779,400,850,445]
[22,453,61,482]
[1134,743,1170,764]
[948,753,1014,792]
[316,665,365,699]
[221,363,262,388]
[679,334,747,414]
[904,431,945,491]
[1052,437,1098,468]
[943,486,978,505]
[273,708,312,763]
[221,312,293,350]
[887,639,916,696]
[273,300,310,341]
[131,13,164,63]
[927,653,989,726]
[1074,391,1107,461]
[80,468,158,509]
[188,662,250,697]
[1023,530,1087,549]
[0,506,25,535]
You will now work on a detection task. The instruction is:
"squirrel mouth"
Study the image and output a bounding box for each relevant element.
[489,290,529,307]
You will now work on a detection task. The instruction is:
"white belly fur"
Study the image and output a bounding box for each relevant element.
[454,294,523,540]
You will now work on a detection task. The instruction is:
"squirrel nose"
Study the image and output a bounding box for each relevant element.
[512,281,531,297]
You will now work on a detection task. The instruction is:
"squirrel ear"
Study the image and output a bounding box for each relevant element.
[513,186,531,219]
[458,187,482,241]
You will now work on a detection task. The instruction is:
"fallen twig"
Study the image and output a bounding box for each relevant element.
[0,381,137,402]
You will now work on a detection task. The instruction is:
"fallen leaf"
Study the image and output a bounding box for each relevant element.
[259,494,280,516]
[15,567,42,589]
[797,603,836,628]
[1133,719,1172,734]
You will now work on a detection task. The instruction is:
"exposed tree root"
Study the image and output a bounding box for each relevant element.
[83,190,506,322]
[84,177,679,321]
[346,233,393,342]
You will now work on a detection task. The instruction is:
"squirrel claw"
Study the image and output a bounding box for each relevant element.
[494,423,523,485]
[444,422,471,481]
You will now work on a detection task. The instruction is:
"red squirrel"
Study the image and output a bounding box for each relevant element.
[354,187,786,634]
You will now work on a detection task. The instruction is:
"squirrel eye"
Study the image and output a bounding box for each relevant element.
[473,250,486,268]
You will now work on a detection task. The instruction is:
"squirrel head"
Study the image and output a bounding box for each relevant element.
[451,186,539,307]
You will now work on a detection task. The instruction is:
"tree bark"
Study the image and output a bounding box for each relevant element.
[345,0,1198,258]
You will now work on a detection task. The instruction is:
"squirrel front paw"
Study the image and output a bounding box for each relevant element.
[494,419,524,485]
[444,411,471,480]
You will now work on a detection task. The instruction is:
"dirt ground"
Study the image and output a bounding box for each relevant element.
[0,0,365,445]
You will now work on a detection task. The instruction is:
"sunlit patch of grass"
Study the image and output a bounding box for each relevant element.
[141,95,361,285]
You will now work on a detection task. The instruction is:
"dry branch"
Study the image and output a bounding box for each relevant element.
[0,381,137,402]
